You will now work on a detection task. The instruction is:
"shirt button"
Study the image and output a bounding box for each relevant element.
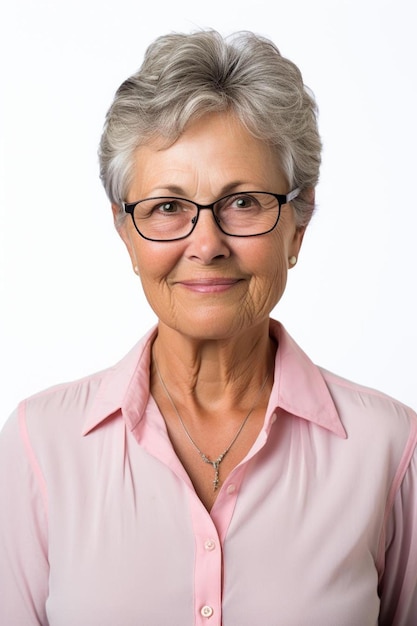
[204,539,216,551]
[271,412,277,423]
[226,484,236,494]
[201,605,214,618]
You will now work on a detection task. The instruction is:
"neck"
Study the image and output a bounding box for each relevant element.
[151,318,275,412]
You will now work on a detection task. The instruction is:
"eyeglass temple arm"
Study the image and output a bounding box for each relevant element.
[286,188,301,203]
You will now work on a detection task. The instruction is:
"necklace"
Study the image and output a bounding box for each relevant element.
[154,359,270,491]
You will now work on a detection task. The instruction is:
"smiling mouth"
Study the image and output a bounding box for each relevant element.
[177,278,242,293]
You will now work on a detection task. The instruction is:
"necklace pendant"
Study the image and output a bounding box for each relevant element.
[213,466,220,491]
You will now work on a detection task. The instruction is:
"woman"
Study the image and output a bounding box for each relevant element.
[1,30,416,626]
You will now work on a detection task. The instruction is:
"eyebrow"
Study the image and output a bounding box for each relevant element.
[149,181,253,198]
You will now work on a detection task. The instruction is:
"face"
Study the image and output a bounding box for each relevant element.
[115,112,305,341]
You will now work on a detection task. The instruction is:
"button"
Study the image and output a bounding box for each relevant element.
[204,539,216,551]
[226,484,236,494]
[201,605,214,618]
[271,413,277,423]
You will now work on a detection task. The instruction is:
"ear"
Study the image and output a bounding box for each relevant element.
[111,202,124,227]
[289,225,306,262]
[111,203,139,272]
[290,187,314,255]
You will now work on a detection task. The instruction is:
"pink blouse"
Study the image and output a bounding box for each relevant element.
[1,320,417,625]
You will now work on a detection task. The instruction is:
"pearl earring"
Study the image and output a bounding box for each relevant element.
[134,265,139,275]
[289,256,297,266]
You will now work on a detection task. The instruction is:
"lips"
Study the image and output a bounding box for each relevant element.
[176,278,241,293]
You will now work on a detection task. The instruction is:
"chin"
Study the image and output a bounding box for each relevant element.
[161,310,264,342]
[181,323,239,341]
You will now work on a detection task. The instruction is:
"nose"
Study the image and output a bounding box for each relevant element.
[185,207,231,263]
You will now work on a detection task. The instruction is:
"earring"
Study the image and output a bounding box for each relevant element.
[289,256,297,266]
[134,265,139,275]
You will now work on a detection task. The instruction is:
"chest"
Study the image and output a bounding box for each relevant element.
[43,415,386,625]
[152,395,269,511]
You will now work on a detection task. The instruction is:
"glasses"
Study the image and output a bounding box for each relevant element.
[123,188,300,242]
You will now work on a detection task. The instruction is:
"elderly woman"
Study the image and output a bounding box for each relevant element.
[1,30,416,626]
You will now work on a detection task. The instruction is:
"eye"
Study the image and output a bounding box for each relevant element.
[136,197,196,222]
[235,196,255,209]
[155,200,182,214]
[226,194,261,210]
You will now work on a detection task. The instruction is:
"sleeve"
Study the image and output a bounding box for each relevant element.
[378,442,417,625]
[0,404,50,625]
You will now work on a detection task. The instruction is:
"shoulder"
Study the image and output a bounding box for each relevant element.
[2,326,157,448]
[3,368,111,462]
[270,319,417,445]
[320,366,417,455]
[321,366,416,423]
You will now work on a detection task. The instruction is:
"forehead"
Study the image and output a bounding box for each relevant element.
[130,112,286,199]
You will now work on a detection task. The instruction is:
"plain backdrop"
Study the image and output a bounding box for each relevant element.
[1,0,416,429]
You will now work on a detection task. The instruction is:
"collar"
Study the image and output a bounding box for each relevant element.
[82,320,346,439]
[82,327,158,436]
[269,320,346,438]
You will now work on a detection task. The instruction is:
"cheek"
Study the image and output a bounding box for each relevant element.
[252,228,290,277]
[133,243,183,313]
[243,239,289,307]
[135,242,179,280]
[255,254,288,297]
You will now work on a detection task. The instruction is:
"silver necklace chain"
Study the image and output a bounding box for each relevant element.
[154,358,270,491]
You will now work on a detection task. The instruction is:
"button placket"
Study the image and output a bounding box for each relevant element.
[188,495,225,625]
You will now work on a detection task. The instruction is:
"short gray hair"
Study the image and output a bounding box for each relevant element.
[99,30,321,227]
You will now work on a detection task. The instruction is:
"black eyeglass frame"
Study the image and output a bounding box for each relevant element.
[123,188,301,242]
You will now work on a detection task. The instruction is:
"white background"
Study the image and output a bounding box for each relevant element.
[1,0,416,428]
